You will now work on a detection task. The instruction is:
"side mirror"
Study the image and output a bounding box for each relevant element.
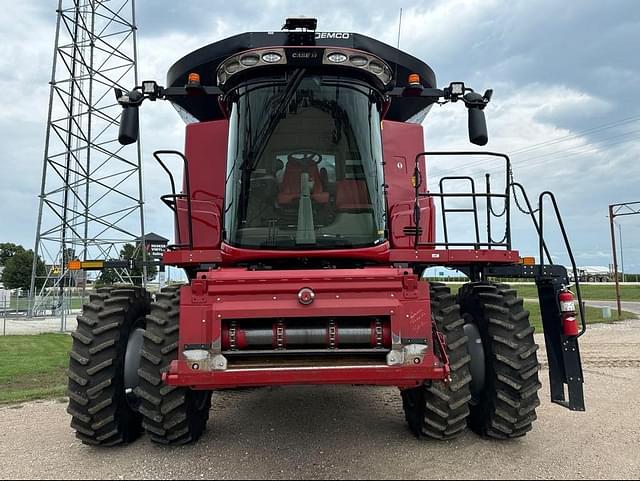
[116,89,144,146]
[464,91,489,146]
[118,105,139,145]
[468,107,488,146]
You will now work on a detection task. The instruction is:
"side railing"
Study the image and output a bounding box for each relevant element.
[413,151,512,250]
[153,150,194,251]
[413,150,586,334]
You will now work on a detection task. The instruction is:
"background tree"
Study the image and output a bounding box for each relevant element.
[94,268,120,288]
[0,243,25,266]
[95,243,157,287]
[1,249,46,290]
[122,243,157,286]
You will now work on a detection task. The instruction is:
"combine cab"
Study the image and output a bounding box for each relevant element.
[67,18,585,446]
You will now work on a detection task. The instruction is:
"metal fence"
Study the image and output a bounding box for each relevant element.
[1,288,86,336]
[0,289,22,319]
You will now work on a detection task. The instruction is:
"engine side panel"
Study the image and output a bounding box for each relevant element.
[176,120,228,249]
[382,120,435,248]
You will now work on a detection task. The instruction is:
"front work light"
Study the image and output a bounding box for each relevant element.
[262,52,283,63]
[240,54,260,66]
[450,82,465,96]
[142,81,158,95]
[327,52,348,63]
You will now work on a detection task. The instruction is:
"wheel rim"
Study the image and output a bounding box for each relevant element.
[124,327,145,408]
[463,322,486,405]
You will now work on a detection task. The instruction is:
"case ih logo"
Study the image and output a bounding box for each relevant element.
[315,32,351,39]
[292,51,319,59]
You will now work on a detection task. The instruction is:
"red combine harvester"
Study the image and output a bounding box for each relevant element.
[67,18,586,446]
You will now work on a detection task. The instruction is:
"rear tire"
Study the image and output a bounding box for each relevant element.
[135,286,212,445]
[401,283,472,440]
[67,287,151,446]
[458,282,541,439]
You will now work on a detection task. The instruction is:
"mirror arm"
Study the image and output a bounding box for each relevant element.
[116,89,144,107]
[161,86,223,98]
[387,87,444,99]
[115,84,223,106]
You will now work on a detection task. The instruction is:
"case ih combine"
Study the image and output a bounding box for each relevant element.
[67,18,586,446]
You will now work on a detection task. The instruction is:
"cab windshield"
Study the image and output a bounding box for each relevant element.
[224,74,386,249]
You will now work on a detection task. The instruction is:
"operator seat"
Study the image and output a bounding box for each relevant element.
[277,157,330,206]
[335,180,372,212]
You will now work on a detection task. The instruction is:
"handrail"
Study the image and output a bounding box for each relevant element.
[412,151,512,250]
[438,176,481,247]
[408,151,586,336]
[539,192,587,337]
[153,150,194,250]
[510,182,553,263]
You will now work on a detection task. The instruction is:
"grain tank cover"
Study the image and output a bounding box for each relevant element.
[166,32,437,123]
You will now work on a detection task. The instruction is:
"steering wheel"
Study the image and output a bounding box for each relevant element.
[288,150,323,165]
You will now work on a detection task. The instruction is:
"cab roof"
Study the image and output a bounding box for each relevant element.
[167,31,437,123]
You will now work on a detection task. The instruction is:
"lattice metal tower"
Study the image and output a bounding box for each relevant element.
[30,0,146,319]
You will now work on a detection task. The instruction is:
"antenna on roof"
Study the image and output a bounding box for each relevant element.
[397,8,403,48]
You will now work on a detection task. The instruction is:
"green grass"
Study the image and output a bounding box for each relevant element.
[4,297,85,312]
[444,283,640,302]
[524,302,635,332]
[512,284,640,302]
[0,334,71,404]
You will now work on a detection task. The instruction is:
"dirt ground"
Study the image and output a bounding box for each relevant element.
[1,320,639,480]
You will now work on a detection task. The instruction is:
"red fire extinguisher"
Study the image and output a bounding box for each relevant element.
[559,288,579,337]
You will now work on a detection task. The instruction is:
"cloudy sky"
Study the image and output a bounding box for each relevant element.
[1,0,639,273]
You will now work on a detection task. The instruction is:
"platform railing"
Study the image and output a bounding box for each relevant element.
[413,150,586,337]
[412,151,512,250]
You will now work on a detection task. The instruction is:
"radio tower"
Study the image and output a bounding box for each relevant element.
[30,0,146,323]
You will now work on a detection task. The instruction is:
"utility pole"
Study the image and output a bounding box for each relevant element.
[609,205,622,317]
[608,201,640,317]
[618,223,625,283]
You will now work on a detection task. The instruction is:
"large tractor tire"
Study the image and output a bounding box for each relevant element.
[401,283,473,440]
[458,282,541,439]
[135,286,212,445]
[67,287,151,446]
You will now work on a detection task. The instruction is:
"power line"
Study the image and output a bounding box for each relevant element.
[454,127,640,173]
[431,115,640,174]
[509,129,640,165]
[509,115,640,156]
[429,129,640,177]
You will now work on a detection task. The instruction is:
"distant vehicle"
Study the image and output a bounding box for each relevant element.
[568,266,612,283]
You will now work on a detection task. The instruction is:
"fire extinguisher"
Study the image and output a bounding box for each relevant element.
[559,288,579,337]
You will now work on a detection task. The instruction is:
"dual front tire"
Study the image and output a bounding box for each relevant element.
[67,286,210,446]
[402,282,542,440]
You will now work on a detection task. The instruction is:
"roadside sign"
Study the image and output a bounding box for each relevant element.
[145,238,168,272]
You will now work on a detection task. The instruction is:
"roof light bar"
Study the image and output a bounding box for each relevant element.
[217,48,394,87]
[217,48,287,85]
[326,50,392,86]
